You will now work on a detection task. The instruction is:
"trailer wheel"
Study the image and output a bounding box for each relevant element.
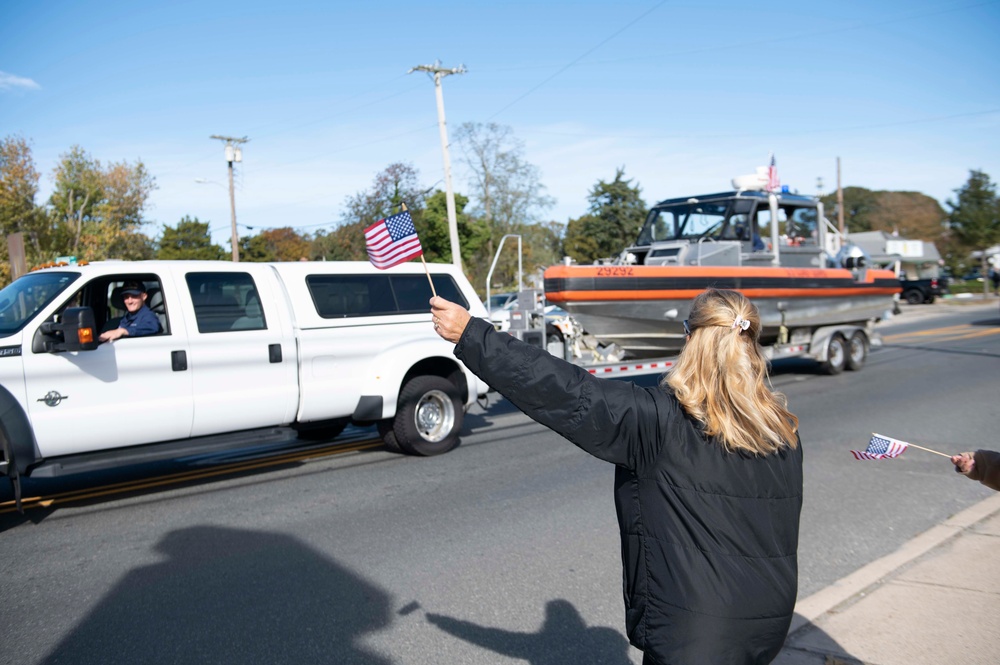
[820,334,847,375]
[845,332,868,371]
[388,376,463,456]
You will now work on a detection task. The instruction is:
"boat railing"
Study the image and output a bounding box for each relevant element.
[822,215,845,258]
[695,237,742,266]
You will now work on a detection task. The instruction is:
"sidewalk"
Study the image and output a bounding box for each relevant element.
[774,492,1000,665]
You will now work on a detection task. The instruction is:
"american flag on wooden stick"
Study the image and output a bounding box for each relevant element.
[364,210,423,269]
[851,433,910,460]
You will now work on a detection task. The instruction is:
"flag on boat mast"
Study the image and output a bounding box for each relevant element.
[767,153,780,193]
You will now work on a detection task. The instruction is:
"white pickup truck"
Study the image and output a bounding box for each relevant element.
[0,260,489,504]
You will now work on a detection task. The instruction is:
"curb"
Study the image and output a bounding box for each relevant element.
[788,491,1000,635]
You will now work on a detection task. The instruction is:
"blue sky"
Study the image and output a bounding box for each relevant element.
[2,0,999,250]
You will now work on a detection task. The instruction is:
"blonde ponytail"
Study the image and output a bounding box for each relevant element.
[665,289,798,455]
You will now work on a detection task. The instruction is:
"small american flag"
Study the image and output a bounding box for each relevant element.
[364,210,423,269]
[767,154,780,192]
[851,433,910,460]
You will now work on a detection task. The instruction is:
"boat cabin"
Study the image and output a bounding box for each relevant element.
[623,190,833,269]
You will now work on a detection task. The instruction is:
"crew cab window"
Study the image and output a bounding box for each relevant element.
[185,272,265,333]
[306,274,469,319]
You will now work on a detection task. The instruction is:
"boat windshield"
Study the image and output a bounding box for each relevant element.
[636,199,755,245]
[0,271,80,338]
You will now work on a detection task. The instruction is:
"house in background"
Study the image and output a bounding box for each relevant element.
[848,230,943,279]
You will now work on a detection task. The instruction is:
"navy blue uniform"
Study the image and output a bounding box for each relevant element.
[119,305,161,337]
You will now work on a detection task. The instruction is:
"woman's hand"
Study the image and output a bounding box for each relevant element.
[951,452,976,476]
[430,296,472,344]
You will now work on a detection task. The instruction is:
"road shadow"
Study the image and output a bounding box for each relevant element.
[426,599,633,665]
[39,525,392,664]
[773,613,863,664]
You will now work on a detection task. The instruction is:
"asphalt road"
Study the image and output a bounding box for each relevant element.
[1,299,998,665]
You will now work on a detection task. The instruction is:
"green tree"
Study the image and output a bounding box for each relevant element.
[238,233,278,262]
[564,168,647,264]
[156,216,226,260]
[946,170,1000,296]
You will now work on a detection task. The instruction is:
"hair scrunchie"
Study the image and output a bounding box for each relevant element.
[732,316,751,332]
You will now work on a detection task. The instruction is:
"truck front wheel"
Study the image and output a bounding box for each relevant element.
[386,376,463,456]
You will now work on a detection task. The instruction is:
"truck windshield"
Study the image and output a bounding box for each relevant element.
[0,272,80,338]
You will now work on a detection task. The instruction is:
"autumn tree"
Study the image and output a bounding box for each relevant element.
[238,227,311,262]
[48,145,156,261]
[0,135,50,284]
[564,168,647,264]
[156,216,226,260]
[820,187,945,238]
[946,170,1000,296]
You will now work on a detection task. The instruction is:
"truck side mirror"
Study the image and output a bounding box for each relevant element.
[35,307,100,353]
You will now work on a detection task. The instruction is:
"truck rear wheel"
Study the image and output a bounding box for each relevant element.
[845,332,868,371]
[904,289,923,305]
[387,376,463,456]
[820,334,847,375]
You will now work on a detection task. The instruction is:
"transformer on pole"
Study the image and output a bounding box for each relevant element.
[210,134,250,262]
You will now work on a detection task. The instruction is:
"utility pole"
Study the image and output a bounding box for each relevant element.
[836,157,845,236]
[408,60,466,272]
[210,134,249,262]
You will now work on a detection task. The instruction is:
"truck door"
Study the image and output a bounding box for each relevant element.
[183,270,298,436]
[22,272,195,458]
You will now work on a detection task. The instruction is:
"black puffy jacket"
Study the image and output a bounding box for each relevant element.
[455,317,803,665]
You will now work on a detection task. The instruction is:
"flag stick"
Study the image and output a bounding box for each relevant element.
[907,443,951,458]
[399,202,437,298]
[420,255,437,297]
[873,433,951,458]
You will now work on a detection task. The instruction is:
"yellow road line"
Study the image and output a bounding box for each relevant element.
[1,439,383,514]
[882,324,1000,343]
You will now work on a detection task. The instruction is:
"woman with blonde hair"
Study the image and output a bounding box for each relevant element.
[431,288,802,665]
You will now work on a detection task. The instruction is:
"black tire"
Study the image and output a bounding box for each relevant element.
[904,289,923,305]
[377,420,404,453]
[845,331,868,371]
[820,334,847,375]
[388,376,463,456]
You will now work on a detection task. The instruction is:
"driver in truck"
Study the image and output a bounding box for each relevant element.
[99,280,162,342]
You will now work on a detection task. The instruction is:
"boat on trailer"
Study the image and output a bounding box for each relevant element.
[544,183,901,359]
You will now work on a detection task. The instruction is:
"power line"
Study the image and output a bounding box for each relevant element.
[486,0,669,121]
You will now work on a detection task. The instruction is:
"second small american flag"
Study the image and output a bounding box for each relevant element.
[364,210,424,270]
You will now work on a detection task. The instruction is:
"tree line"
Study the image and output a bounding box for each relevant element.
[3,129,999,293]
